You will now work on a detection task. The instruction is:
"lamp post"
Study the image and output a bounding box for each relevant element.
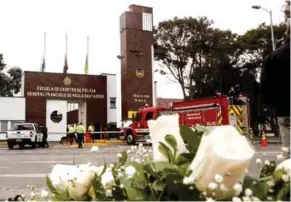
[252,5,276,51]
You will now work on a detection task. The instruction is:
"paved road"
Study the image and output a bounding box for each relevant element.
[0,142,283,200]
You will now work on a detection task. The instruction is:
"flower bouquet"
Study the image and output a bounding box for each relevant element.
[28,114,290,201]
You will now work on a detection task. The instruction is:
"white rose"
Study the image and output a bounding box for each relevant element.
[40,189,49,198]
[277,154,285,161]
[188,125,255,199]
[101,169,115,186]
[125,166,136,178]
[255,158,262,166]
[147,114,187,162]
[50,164,104,199]
[281,147,289,154]
[276,159,291,176]
[281,174,290,182]
[49,164,73,191]
[91,146,99,152]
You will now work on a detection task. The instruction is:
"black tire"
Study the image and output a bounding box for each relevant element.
[18,143,25,149]
[126,131,135,145]
[31,137,37,149]
[8,143,13,150]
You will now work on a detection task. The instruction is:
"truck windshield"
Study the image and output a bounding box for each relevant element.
[135,113,142,121]
[13,124,34,131]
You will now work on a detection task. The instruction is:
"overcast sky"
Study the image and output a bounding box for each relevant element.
[0,0,286,98]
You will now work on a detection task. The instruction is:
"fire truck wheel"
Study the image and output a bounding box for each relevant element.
[126,131,135,145]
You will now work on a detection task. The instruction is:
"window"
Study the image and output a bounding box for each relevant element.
[146,112,154,121]
[10,121,17,130]
[110,97,116,109]
[0,121,8,132]
[13,124,34,131]
[135,113,142,121]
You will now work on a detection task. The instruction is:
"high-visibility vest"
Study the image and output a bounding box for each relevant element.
[76,125,85,134]
[69,126,75,133]
[88,125,94,132]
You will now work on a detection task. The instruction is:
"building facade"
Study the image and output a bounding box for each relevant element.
[0,71,117,141]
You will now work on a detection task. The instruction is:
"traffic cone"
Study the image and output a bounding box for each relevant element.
[261,129,268,147]
[85,131,91,143]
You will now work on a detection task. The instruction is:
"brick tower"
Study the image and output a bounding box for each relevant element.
[119,5,154,120]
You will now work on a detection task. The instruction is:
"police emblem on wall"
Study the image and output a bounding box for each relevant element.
[136,68,144,78]
[63,77,71,86]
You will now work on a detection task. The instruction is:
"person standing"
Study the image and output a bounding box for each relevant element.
[68,125,75,145]
[76,123,85,148]
[260,24,290,151]
[88,124,95,143]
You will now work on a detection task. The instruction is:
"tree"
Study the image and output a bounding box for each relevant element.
[0,54,23,96]
[154,17,240,99]
[236,23,287,135]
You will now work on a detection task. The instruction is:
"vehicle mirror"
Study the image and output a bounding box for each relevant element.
[132,114,135,122]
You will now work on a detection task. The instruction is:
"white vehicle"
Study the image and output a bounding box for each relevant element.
[6,122,44,149]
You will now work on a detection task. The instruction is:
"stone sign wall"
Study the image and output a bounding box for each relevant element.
[24,71,107,127]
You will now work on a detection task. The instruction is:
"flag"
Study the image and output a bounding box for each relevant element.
[63,54,68,73]
[63,34,68,73]
[41,32,46,72]
[84,54,88,74]
[41,55,45,72]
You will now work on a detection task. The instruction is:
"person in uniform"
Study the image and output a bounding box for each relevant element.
[88,124,95,143]
[76,123,85,148]
[68,125,75,145]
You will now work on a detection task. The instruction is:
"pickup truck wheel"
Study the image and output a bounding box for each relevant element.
[8,144,13,150]
[31,137,37,149]
[18,143,25,149]
[126,131,135,145]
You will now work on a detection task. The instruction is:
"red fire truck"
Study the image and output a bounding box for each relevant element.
[121,96,249,145]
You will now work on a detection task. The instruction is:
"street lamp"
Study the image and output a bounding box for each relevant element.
[252,5,276,51]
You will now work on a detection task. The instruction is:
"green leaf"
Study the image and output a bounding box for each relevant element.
[119,151,128,166]
[260,161,277,178]
[100,161,107,176]
[277,182,290,201]
[165,134,177,155]
[273,169,286,183]
[179,125,201,152]
[46,176,58,194]
[122,161,148,190]
[243,175,269,199]
[144,163,160,178]
[176,152,195,165]
[112,185,127,201]
[194,124,208,136]
[50,189,70,201]
[165,181,200,201]
[152,180,165,191]
[159,142,175,163]
[88,185,96,200]
[91,175,107,200]
[151,162,181,173]
[124,186,149,200]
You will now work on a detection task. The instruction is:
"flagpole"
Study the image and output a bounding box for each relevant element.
[44,32,46,59]
[66,33,68,57]
[87,36,89,56]
[41,32,46,72]
[87,36,89,72]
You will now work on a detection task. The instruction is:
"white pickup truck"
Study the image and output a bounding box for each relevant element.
[6,122,44,149]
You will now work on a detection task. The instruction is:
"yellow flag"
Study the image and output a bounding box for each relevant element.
[84,54,88,74]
